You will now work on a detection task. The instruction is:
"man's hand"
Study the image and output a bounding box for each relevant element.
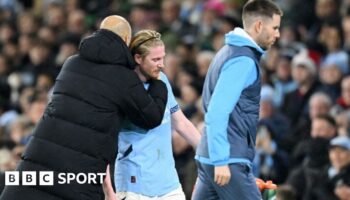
[103,165,118,200]
[214,165,231,186]
[335,185,350,200]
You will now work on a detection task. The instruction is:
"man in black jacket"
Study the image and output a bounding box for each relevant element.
[0,15,168,200]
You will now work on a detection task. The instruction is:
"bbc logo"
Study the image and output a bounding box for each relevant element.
[5,171,54,186]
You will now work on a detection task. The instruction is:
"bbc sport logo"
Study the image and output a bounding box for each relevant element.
[5,171,106,186]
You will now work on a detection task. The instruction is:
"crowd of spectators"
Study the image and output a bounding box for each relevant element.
[1,0,350,199]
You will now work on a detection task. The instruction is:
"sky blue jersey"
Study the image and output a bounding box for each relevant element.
[114,72,180,196]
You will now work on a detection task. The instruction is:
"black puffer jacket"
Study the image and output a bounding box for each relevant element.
[0,29,167,200]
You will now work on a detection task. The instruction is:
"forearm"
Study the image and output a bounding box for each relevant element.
[175,118,201,149]
[172,110,201,149]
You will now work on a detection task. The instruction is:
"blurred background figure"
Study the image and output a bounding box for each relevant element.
[281,50,319,126]
[295,136,350,200]
[281,92,332,153]
[253,124,289,184]
[276,185,296,200]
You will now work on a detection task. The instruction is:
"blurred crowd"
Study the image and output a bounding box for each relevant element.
[0,0,350,199]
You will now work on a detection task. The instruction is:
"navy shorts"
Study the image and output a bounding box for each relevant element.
[191,161,262,200]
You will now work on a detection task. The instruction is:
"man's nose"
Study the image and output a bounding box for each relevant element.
[275,30,280,38]
[158,63,164,69]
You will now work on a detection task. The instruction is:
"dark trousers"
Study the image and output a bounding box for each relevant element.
[192,161,262,200]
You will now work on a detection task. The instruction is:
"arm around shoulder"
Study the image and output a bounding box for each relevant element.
[123,78,168,129]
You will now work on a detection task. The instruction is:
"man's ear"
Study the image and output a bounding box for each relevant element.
[122,35,130,46]
[255,20,263,34]
[134,54,142,65]
[125,36,130,46]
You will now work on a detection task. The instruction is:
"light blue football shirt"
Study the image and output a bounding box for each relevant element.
[114,72,180,196]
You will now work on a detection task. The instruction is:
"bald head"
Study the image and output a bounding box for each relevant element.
[100,15,132,46]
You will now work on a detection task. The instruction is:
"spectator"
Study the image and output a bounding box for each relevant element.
[282,92,332,153]
[66,9,87,36]
[332,76,350,115]
[303,136,350,200]
[271,51,298,108]
[290,114,337,169]
[334,110,350,136]
[195,50,214,85]
[55,33,80,68]
[319,52,348,102]
[342,14,350,52]
[286,137,330,200]
[253,124,289,184]
[8,115,33,145]
[282,50,319,125]
[259,85,291,144]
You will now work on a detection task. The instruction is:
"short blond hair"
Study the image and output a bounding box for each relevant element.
[129,30,164,58]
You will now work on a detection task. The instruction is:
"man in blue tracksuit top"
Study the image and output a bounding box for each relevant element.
[114,30,201,200]
[192,1,282,199]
